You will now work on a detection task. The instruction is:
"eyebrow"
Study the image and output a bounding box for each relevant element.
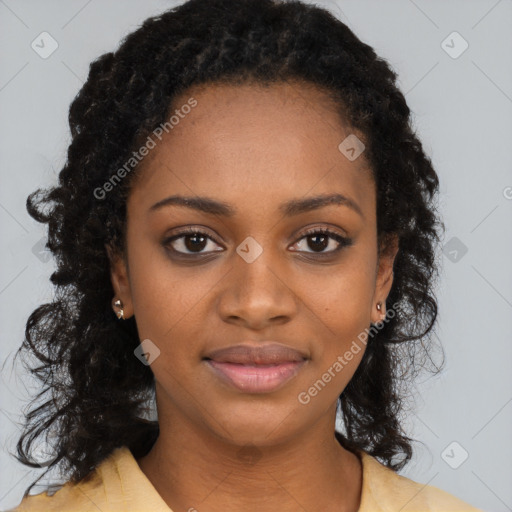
[149,193,363,218]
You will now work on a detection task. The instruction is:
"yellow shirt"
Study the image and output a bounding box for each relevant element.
[10,446,483,511]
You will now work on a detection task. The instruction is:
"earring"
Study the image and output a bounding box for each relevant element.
[376,302,385,321]
[113,298,125,320]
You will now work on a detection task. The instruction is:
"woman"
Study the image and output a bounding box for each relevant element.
[10,0,482,510]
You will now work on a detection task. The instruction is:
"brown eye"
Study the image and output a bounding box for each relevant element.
[179,233,208,253]
[291,228,353,255]
[164,228,224,255]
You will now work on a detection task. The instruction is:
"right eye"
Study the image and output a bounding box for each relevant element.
[163,228,224,256]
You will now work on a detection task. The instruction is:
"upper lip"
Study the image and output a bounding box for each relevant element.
[204,342,308,365]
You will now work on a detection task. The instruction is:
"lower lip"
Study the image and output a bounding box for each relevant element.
[205,360,306,393]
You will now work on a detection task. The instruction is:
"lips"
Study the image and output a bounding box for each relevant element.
[203,342,308,365]
[203,342,309,393]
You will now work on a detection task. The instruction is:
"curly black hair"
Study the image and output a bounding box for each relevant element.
[11,0,446,498]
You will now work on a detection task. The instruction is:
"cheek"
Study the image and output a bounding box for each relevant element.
[298,264,374,384]
[303,263,374,331]
[126,238,202,342]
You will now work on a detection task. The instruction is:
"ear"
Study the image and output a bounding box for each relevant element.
[105,243,134,319]
[371,233,399,324]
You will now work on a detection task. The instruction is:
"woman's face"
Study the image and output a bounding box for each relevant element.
[109,81,398,447]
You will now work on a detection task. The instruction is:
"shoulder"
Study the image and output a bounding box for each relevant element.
[8,480,102,512]
[8,449,120,512]
[358,451,484,512]
[9,445,171,512]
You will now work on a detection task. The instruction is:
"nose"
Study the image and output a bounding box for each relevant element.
[216,250,298,330]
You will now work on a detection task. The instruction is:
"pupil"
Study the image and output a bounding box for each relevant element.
[185,234,207,252]
[308,234,328,252]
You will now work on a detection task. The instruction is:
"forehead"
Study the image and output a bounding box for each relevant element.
[129,81,375,218]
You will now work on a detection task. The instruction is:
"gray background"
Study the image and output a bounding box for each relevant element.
[1,0,511,510]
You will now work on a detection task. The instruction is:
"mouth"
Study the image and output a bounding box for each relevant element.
[203,342,308,394]
[204,360,307,393]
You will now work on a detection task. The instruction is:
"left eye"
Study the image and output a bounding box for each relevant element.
[291,229,353,254]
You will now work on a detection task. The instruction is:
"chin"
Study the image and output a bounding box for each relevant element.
[205,404,304,447]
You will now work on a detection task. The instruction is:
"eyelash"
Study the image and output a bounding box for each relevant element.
[163,226,353,259]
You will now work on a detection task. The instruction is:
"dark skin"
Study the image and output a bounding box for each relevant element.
[108,81,399,512]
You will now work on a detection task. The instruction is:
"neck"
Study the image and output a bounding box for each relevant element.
[136,411,362,512]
